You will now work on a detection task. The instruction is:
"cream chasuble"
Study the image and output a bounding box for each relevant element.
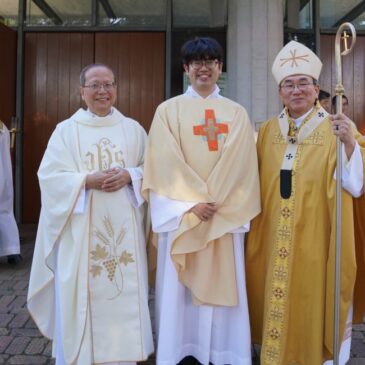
[28,108,153,365]
[143,95,261,306]
[142,92,261,365]
[246,104,365,365]
[0,122,20,257]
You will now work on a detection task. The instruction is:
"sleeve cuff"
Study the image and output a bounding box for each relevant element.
[338,142,364,197]
[150,192,196,233]
[125,167,145,208]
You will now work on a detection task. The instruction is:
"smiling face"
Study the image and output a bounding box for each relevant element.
[80,66,117,117]
[279,74,320,118]
[183,59,222,98]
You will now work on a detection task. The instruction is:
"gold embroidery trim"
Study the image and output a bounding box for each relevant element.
[261,147,302,365]
[286,105,318,140]
[280,49,310,68]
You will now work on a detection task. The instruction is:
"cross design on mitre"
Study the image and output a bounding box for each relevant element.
[280,49,310,68]
[193,109,228,151]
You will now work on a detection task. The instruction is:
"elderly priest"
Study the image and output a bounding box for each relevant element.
[27,63,153,365]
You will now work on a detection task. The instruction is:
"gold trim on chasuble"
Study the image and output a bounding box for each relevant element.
[84,133,132,300]
[193,109,228,151]
[261,104,327,365]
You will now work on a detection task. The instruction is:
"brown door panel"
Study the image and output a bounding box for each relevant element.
[319,34,365,134]
[23,33,94,223]
[95,32,165,132]
[23,32,165,223]
[0,24,16,129]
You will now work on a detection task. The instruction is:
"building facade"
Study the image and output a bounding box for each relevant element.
[0,0,364,222]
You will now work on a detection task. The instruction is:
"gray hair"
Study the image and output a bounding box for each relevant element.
[79,63,116,86]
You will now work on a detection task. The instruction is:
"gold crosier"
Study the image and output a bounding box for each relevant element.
[333,23,356,365]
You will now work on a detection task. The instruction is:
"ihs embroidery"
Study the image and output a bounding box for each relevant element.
[84,137,125,171]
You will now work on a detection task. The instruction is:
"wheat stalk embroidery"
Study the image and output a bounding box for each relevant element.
[90,216,134,300]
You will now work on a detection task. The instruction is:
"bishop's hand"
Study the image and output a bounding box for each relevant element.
[330,113,356,159]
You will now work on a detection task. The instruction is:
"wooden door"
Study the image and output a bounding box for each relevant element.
[23,33,94,223]
[23,32,165,223]
[0,24,16,129]
[320,34,365,134]
[95,33,165,131]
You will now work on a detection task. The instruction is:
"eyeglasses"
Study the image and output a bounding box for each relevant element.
[189,60,219,70]
[83,82,116,91]
[280,82,315,92]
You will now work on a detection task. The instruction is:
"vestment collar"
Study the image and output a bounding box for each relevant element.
[184,85,222,99]
[72,107,123,127]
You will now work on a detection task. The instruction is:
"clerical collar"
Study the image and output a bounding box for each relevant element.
[86,108,114,118]
[290,107,314,128]
[184,85,222,99]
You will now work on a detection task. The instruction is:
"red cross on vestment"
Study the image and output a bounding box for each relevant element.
[193,109,228,151]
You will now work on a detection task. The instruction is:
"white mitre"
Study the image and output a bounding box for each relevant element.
[272,40,322,84]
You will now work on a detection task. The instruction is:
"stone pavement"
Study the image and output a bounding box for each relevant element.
[0,225,364,365]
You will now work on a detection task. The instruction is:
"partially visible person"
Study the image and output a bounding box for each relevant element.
[143,37,261,365]
[246,40,365,365]
[319,89,331,112]
[332,94,349,115]
[353,131,365,332]
[0,120,21,265]
[27,63,153,365]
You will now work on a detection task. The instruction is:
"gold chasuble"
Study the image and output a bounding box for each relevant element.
[246,104,365,365]
[142,95,261,306]
[28,108,153,364]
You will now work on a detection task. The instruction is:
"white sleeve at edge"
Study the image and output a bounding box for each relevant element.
[335,143,364,197]
[150,192,251,234]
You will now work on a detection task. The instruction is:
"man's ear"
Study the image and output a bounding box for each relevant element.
[183,64,189,74]
[80,87,85,101]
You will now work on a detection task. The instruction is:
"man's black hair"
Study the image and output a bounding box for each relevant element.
[332,94,348,107]
[181,37,223,65]
[318,89,330,101]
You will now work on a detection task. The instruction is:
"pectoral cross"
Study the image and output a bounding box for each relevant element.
[193,109,228,151]
[342,31,349,51]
